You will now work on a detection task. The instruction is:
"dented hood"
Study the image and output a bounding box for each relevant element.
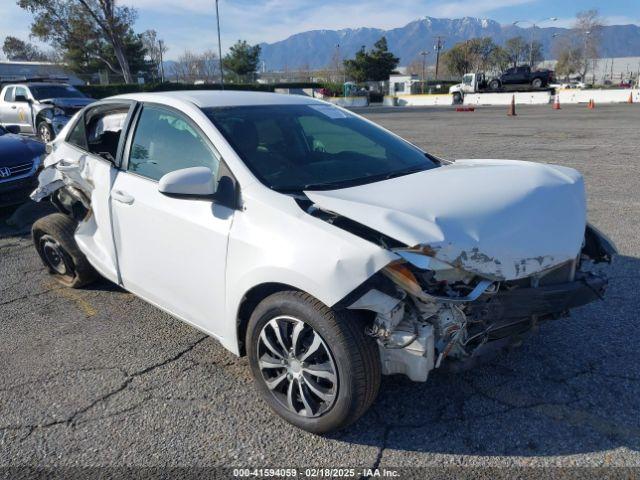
[305,159,586,281]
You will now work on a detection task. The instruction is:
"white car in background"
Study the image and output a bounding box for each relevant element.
[31,91,615,433]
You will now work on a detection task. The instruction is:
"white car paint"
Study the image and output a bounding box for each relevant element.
[32,90,594,358]
[306,159,586,281]
[33,92,399,354]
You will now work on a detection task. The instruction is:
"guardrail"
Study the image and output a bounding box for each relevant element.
[382,89,639,107]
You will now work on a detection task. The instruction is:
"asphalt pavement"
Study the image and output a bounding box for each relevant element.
[1,103,639,476]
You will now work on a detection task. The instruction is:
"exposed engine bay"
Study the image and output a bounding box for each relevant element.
[342,228,613,381]
[296,183,617,382]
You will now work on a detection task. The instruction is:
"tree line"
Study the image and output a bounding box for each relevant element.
[439,36,543,77]
[3,0,263,84]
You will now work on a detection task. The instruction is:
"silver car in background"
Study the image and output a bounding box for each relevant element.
[0,82,94,142]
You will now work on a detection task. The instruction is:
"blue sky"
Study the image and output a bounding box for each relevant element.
[1,0,638,60]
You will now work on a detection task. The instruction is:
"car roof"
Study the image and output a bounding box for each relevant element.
[2,82,71,88]
[112,90,326,108]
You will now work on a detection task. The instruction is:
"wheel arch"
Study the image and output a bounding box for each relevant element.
[236,282,302,356]
[35,108,54,128]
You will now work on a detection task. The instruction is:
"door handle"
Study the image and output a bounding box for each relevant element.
[112,190,134,205]
[11,106,16,109]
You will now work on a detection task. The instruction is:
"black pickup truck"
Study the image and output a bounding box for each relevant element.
[488,65,554,91]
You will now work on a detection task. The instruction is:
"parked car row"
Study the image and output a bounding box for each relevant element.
[0,124,46,208]
[0,81,94,142]
[0,80,93,208]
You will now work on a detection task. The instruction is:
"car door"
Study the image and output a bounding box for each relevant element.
[56,101,134,283]
[1,87,18,126]
[501,68,514,85]
[515,67,529,84]
[110,103,234,338]
[12,86,34,134]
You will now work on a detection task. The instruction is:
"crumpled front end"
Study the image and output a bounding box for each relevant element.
[303,160,616,382]
[342,224,614,382]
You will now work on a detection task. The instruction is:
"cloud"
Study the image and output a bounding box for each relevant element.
[0,7,47,60]
[428,0,537,18]
[4,0,637,62]
[602,15,640,26]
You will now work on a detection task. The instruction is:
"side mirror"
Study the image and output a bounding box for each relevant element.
[158,167,216,198]
[14,94,30,103]
[5,125,21,134]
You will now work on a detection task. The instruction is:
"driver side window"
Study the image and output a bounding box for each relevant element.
[128,105,219,181]
[13,86,28,102]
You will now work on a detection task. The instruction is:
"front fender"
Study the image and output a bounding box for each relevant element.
[220,192,398,355]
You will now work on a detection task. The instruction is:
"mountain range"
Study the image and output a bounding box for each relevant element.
[258,17,640,70]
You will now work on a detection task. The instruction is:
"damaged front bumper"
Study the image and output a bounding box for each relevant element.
[345,227,615,382]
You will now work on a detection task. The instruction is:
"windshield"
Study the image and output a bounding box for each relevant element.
[29,85,86,100]
[203,104,437,191]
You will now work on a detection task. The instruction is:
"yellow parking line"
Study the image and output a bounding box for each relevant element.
[44,280,98,318]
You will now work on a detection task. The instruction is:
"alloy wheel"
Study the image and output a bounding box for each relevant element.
[39,124,52,143]
[257,315,338,418]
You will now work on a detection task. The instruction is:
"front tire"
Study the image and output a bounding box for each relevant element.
[452,92,463,104]
[37,121,54,143]
[531,78,543,89]
[32,213,98,288]
[246,291,381,433]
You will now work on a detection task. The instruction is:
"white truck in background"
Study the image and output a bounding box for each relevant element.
[450,66,555,104]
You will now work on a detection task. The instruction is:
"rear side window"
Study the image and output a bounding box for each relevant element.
[86,106,129,162]
[127,105,219,181]
[66,103,130,160]
[3,87,14,102]
[67,115,88,150]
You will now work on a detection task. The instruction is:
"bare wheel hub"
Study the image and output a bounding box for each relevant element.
[40,235,71,276]
[257,316,338,418]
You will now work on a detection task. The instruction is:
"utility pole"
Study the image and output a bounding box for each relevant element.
[336,43,344,84]
[529,26,535,67]
[583,30,591,81]
[420,51,429,93]
[434,36,444,80]
[514,18,557,67]
[215,0,224,89]
[158,39,165,83]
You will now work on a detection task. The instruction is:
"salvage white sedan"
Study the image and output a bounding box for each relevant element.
[31,91,615,433]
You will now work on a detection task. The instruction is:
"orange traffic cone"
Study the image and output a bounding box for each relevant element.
[553,93,561,110]
[588,99,595,109]
[508,95,516,116]
[628,92,634,104]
